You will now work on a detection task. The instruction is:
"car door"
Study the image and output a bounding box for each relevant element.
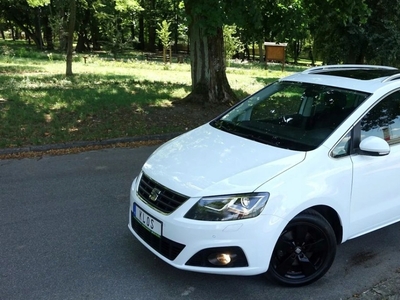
[349,90,400,238]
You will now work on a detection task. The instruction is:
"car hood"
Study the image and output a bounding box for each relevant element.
[142,124,305,197]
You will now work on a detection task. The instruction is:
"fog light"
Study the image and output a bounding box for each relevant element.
[186,247,248,268]
[217,253,231,265]
[208,252,236,266]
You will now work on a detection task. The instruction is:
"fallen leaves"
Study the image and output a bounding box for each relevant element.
[0,140,164,160]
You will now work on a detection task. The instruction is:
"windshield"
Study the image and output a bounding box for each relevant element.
[211,81,370,151]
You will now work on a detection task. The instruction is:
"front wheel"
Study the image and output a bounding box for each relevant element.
[267,209,337,286]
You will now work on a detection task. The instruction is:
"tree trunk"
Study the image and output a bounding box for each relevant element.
[147,0,156,52]
[33,7,44,50]
[7,13,40,47]
[58,6,67,51]
[130,22,136,49]
[75,33,88,52]
[138,14,145,51]
[88,10,101,51]
[43,14,54,51]
[258,41,264,63]
[75,8,92,52]
[184,15,237,104]
[66,0,76,76]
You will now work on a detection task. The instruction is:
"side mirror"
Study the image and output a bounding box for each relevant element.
[359,136,390,156]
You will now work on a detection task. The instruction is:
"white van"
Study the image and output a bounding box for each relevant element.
[129,65,400,286]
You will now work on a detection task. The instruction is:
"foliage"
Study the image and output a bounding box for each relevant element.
[156,20,172,63]
[223,25,243,65]
[26,0,50,7]
[114,0,142,12]
[156,20,171,49]
[363,0,400,66]
[303,0,371,64]
[0,1,398,65]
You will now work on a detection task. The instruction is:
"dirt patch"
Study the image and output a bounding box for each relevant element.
[148,99,231,131]
[350,251,377,266]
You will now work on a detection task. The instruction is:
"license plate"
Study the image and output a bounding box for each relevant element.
[133,203,162,237]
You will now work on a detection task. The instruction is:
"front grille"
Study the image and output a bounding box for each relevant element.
[131,211,185,260]
[138,173,189,214]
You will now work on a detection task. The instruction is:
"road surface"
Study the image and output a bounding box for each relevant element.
[1,146,400,300]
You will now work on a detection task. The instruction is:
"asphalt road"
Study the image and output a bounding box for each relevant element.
[1,146,400,300]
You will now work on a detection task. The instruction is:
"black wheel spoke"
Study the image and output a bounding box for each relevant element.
[298,254,317,276]
[306,238,328,253]
[276,254,296,275]
[276,236,294,253]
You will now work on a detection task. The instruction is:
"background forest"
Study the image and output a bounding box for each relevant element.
[1,0,400,66]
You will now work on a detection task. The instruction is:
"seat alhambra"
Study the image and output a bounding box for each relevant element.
[129,65,400,286]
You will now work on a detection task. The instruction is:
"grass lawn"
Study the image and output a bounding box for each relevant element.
[0,40,308,149]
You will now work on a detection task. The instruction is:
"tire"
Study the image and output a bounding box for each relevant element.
[267,209,337,286]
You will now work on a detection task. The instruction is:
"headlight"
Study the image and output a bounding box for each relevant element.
[184,193,269,221]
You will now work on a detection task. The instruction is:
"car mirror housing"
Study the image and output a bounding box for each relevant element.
[359,136,390,156]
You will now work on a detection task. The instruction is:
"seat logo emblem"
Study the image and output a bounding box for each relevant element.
[149,188,161,202]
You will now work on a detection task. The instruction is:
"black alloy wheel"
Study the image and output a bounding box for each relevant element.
[267,209,337,286]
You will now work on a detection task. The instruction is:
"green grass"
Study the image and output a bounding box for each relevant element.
[0,40,308,149]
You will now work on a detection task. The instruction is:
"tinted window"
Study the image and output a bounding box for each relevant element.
[361,91,400,145]
[211,81,369,151]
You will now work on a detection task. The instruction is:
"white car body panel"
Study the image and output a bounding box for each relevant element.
[349,143,400,238]
[143,124,306,197]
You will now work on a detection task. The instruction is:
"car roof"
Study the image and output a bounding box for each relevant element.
[281,64,400,93]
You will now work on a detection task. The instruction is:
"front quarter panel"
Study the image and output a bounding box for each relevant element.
[258,148,352,243]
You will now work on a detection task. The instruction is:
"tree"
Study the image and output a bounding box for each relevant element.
[66,0,76,76]
[223,25,243,65]
[26,0,51,50]
[92,0,142,57]
[303,0,371,64]
[0,0,48,49]
[137,0,157,52]
[268,0,309,64]
[363,0,400,66]
[156,20,171,63]
[183,0,240,104]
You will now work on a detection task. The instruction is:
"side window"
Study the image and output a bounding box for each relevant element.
[332,132,352,158]
[360,91,400,145]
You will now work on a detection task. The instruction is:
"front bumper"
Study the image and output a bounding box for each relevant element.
[128,179,285,276]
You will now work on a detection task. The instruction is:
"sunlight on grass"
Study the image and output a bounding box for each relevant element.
[151,99,174,108]
[0,41,307,148]
[170,87,190,99]
[50,101,69,110]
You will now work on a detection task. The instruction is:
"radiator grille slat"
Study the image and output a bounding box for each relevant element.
[138,173,189,214]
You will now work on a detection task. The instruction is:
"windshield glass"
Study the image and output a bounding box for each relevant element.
[211,81,370,151]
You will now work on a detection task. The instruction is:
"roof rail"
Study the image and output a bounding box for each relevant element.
[303,64,398,74]
[382,73,400,83]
